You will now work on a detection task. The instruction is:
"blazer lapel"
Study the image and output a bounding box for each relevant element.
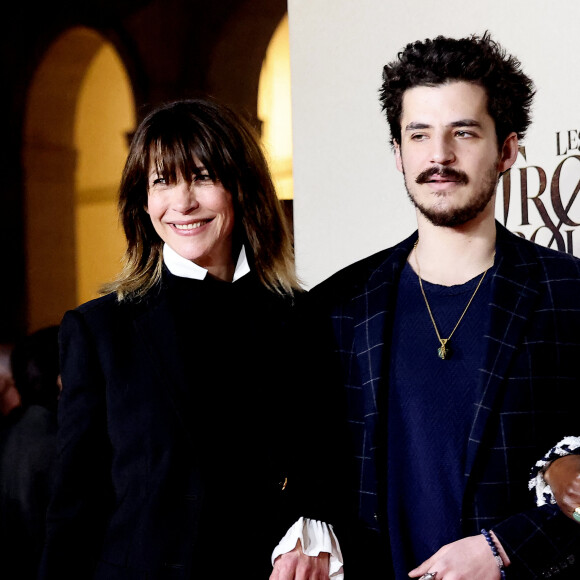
[353,234,417,412]
[132,288,196,448]
[352,233,417,483]
[464,224,542,476]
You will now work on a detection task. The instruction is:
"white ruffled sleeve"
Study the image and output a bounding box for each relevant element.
[529,435,580,506]
[271,517,344,579]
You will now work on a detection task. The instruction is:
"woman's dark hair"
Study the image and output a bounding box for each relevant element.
[102,97,299,300]
[380,32,535,147]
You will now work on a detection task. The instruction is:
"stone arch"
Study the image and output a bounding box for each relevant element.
[23,26,135,331]
[258,14,293,200]
[205,1,287,126]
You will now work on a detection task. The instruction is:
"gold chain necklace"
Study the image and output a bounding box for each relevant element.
[413,239,491,360]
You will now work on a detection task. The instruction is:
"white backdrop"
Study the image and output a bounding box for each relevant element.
[288,0,580,288]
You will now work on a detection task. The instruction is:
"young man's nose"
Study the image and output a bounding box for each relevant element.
[430,135,456,165]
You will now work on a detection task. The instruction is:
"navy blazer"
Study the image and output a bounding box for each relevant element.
[39,273,333,580]
[308,223,580,578]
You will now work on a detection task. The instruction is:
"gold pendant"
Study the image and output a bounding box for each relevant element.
[438,339,450,360]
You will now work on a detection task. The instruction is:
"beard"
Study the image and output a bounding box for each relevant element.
[403,163,500,227]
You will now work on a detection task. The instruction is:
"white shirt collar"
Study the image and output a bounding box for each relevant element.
[162,243,250,282]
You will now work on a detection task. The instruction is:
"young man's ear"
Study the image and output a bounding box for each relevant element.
[394,140,403,173]
[498,132,519,173]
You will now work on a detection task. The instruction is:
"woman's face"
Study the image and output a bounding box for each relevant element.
[146,158,236,281]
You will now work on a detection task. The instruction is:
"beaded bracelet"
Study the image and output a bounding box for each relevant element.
[481,529,506,579]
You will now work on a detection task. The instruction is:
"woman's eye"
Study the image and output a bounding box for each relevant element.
[194,173,213,182]
[150,175,168,187]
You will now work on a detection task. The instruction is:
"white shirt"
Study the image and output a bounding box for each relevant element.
[163,243,251,281]
[162,243,344,578]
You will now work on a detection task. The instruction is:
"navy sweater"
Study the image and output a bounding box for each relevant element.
[387,261,494,577]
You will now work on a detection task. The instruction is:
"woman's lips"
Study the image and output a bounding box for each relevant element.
[170,218,213,232]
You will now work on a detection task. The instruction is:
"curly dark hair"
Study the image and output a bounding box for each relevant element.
[379,32,535,147]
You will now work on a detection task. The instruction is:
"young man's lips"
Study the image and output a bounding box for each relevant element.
[428,176,459,182]
[417,168,468,185]
[425,179,464,192]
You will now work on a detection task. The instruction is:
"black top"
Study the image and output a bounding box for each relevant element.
[165,271,299,568]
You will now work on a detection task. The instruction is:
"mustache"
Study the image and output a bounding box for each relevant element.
[415,166,469,185]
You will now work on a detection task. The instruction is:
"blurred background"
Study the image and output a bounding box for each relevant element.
[1,0,294,343]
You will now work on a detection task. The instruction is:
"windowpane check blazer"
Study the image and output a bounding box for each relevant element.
[308,222,580,579]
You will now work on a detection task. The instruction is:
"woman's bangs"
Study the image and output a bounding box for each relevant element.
[148,134,220,183]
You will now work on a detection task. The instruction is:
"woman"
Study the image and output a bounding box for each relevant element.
[39,98,342,579]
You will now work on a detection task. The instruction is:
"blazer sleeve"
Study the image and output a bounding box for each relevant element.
[492,504,580,579]
[39,308,114,579]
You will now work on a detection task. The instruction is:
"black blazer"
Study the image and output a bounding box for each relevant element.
[308,223,580,579]
[39,272,332,580]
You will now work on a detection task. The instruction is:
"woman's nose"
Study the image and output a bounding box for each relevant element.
[173,181,199,212]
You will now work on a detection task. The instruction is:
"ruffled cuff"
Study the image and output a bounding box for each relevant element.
[529,436,580,506]
[271,517,344,579]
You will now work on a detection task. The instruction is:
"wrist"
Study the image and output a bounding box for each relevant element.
[489,530,510,567]
[481,529,509,579]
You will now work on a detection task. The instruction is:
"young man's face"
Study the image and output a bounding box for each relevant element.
[394,81,517,228]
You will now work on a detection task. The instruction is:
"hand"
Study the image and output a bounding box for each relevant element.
[270,539,330,580]
[409,532,508,580]
[544,454,580,520]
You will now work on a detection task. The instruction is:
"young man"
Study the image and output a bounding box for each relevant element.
[307,33,580,579]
